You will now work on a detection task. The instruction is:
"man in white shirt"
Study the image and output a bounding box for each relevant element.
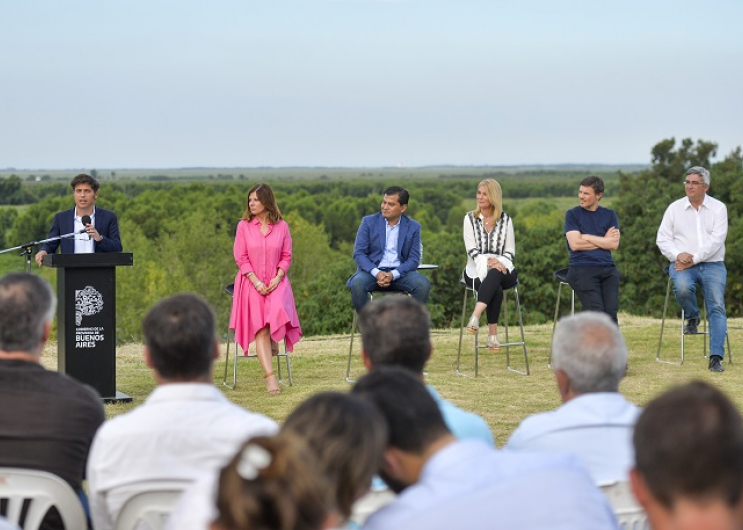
[353,367,618,530]
[86,293,278,530]
[505,311,639,484]
[656,166,728,372]
[630,381,743,530]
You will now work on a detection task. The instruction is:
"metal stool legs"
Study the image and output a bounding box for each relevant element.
[346,310,359,383]
[222,330,293,389]
[548,268,575,367]
[657,275,732,365]
[456,284,529,376]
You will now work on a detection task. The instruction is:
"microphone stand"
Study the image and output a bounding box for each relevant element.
[0,232,80,272]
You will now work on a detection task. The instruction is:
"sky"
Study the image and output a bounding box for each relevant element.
[1,0,741,169]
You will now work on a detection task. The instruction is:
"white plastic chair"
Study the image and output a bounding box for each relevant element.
[0,467,86,530]
[115,481,188,530]
[599,480,649,530]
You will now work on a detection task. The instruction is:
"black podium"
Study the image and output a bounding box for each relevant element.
[44,252,134,402]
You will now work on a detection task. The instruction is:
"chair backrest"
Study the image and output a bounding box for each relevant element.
[599,480,649,530]
[115,481,189,530]
[0,467,86,530]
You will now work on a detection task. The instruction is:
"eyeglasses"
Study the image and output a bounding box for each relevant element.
[684,180,704,187]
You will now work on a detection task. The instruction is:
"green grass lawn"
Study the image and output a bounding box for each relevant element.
[42,314,742,447]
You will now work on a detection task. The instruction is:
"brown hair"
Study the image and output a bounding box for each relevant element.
[212,436,333,530]
[70,173,100,192]
[281,392,387,520]
[241,183,283,224]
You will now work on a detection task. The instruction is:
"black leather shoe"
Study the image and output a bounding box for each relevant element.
[684,318,699,334]
[709,355,725,373]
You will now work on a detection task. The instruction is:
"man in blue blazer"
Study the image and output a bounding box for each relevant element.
[35,174,122,266]
[347,186,430,312]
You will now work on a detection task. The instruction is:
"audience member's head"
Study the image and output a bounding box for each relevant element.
[281,392,387,521]
[211,435,334,530]
[0,272,55,356]
[631,380,743,529]
[142,293,218,382]
[358,296,431,373]
[551,311,627,398]
[352,366,453,493]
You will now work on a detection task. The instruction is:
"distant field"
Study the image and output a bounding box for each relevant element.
[2,165,642,184]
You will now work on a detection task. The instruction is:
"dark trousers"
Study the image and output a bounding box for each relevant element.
[567,265,620,325]
[464,268,518,324]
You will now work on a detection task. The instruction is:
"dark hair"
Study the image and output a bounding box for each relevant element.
[633,380,743,508]
[282,392,387,519]
[0,273,55,352]
[241,183,283,224]
[141,293,216,380]
[351,366,450,454]
[213,435,332,530]
[383,186,409,206]
[358,296,431,373]
[580,175,604,195]
[70,173,100,192]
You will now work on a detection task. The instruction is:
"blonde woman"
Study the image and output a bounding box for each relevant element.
[462,179,517,350]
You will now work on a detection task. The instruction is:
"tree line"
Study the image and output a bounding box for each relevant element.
[0,138,740,343]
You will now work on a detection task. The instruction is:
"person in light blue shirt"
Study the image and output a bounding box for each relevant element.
[357,295,494,447]
[353,367,618,530]
[506,311,639,484]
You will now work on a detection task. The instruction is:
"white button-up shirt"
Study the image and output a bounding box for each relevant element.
[86,383,278,530]
[73,207,96,254]
[656,194,727,264]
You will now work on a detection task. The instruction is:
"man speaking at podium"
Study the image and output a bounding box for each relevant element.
[35,173,122,266]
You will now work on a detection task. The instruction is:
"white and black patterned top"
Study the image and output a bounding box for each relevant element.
[463,211,515,281]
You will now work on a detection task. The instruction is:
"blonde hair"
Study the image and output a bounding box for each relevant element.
[473,179,503,220]
[212,436,333,530]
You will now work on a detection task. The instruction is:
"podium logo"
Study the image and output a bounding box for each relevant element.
[75,285,104,326]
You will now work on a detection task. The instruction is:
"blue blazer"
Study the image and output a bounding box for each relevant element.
[347,212,422,285]
[40,207,122,254]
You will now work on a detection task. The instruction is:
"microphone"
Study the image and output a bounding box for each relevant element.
[80,215,92,238]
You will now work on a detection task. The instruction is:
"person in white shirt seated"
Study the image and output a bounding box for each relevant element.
[505,311,640,484]
[352,367,618,530]
[630,381,743,530]
[86,293,278,530]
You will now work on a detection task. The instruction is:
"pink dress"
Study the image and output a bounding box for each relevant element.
[229,218,302,352]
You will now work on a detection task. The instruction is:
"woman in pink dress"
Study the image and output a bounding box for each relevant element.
[229,183,301,394]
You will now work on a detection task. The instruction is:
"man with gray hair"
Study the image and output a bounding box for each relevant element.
[656,166,728,373]
[505,311,640,483]
[0,272,105,529]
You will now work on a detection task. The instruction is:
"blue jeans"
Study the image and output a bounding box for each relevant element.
[348,270,430,312]
[670,261,727,357]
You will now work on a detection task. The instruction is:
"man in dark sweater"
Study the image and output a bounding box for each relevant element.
[0,272,105,530]
[564,175,621,325]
